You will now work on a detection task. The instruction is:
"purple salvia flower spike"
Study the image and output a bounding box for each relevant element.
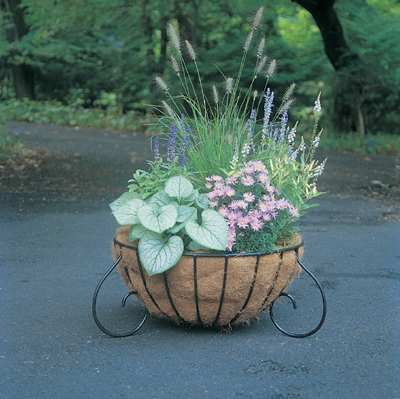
[167,123,177,166]
[279,104,290,141]
[262,89,274,140]
[154,135,160,167]
[179,134,192,166]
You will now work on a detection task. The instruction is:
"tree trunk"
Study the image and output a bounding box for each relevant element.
[291,0,364,133]
[1,0,35,100]
[11,63,35,99]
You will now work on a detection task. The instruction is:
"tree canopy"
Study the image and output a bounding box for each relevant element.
[1,0,399,134]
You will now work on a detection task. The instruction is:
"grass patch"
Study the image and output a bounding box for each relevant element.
[318,130,400,156]
[0,98,148,132]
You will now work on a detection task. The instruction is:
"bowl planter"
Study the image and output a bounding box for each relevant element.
[113,226,303,327]
[92,227,326,337]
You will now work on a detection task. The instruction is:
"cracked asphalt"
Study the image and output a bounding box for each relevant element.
[1,121,399,399]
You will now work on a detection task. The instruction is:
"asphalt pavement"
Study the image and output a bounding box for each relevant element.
[1,122,399,399]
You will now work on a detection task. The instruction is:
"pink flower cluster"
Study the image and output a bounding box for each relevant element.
[205,161,299,251]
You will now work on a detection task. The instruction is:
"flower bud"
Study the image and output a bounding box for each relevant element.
[185,40,197,61]
[167,23,181,55]
[224,77,235,94]
[162,100,175,118]
[170,55,180,75]
[155,76,169,92]
[255,55,268,75]
[257,37,266,58]
[211,85,219,105]
[252,7,264,30]
[314,92,322,114]
[283,83,296,102]
[244,30,253,53]
[266,59,277,77]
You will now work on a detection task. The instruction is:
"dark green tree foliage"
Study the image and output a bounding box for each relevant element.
[0,0,399,134]
[336,0,400,134]
[0,0,35,99]
[0,0,303,113]
[292,0,400,134]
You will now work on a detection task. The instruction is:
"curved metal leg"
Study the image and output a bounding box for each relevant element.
[269,258,327,338]
[92,255,148,337]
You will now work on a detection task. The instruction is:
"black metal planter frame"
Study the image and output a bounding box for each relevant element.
[92,239,327,339]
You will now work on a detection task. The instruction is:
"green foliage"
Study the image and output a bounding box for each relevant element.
[110,175,228,275]
[319,130,400,155]
[1,0,398,134]
[0,99,144,131]
[127,160,189,200]
[329,0,400,134]
[1,0,399,140]
[0,122,25,160]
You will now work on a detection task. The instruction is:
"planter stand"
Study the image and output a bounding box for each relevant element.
[92,245,327,339]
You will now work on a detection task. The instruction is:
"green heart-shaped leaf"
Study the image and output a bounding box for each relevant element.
[109,192,141,212]
[187,240,209,251]
[195,193,209,210]
[177,205,197,223]
[137,204,178,233]
[165,176,194,199]
[149,190,171,206]
[129,224,149,241]
[181,188,199,205]
[111,198,145,225]
[167,206,197,233]
[138,232,183,276]
[167,222,186,234]
[185,209,228,251]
